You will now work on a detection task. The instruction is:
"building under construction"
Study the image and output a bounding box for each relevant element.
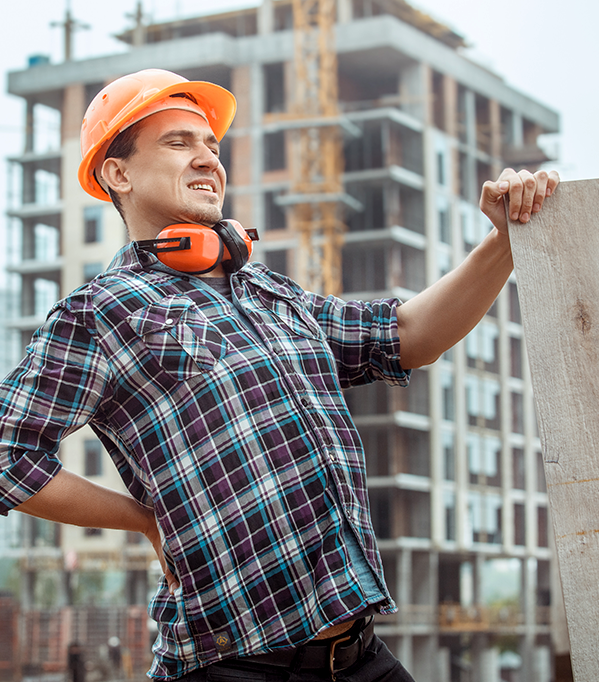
[3,1,563,680]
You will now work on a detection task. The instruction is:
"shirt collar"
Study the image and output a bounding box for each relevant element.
[106,243,296,302]
[106,241,160,272]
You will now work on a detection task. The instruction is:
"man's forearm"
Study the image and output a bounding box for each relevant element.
[16,467,179,592]
[396,229,513,368]
[15,468,153,534]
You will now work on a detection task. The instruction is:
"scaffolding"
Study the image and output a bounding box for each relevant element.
[290,0,345,296]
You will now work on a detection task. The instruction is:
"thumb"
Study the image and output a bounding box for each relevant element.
[482,180,509,204]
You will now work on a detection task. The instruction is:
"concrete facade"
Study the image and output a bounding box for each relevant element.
[5,1,562,679]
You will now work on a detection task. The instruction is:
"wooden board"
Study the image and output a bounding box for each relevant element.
[508,178,599,680]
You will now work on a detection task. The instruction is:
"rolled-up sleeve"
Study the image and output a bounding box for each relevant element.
[0,306,112,514]
[299,291,410,389]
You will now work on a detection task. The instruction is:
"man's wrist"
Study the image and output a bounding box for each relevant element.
[480,226,514,268]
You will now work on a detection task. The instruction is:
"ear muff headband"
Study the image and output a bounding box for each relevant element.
[213,220,249,273]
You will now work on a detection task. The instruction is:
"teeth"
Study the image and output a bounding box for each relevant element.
[189,183,214,192]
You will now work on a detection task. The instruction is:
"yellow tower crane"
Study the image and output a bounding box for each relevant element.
[289,0,346,296]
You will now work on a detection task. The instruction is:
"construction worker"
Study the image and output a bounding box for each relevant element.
[0,69,558,682]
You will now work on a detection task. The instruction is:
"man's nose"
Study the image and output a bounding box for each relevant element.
[191,145,220,170]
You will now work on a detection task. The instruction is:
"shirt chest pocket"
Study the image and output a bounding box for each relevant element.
[256,289,326,342]
[127,297,227,380]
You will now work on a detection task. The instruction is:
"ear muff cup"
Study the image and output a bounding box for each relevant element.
[213,220,249,273]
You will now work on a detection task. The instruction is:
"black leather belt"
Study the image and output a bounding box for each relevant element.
[239,617,375,678]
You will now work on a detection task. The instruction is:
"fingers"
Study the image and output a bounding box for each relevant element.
[156,546,180,595]
[144,512,181,595]
[504,168,560,223]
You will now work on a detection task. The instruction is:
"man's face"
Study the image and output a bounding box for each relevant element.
[115,109,227,236]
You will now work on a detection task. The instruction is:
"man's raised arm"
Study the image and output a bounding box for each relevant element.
[396,168,560,369]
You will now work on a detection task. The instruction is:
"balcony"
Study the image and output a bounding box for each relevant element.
[7,201,63,227]
[7,149,61,175]
[6,257,63,278]
[377,603,551,633]
[502,144,552,169]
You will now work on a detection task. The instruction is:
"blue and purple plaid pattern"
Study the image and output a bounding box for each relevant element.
[0,244,409,679]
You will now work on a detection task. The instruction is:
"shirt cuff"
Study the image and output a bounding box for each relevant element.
[0,452,63,515]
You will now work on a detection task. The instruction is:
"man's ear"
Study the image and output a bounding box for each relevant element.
[101,158,132,196]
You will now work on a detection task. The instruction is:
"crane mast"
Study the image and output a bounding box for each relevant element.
[290,0,345,296]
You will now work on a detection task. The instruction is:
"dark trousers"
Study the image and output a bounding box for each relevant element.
[176,636,416,681]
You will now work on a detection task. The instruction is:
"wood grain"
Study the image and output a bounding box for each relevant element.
[509,179,599,680]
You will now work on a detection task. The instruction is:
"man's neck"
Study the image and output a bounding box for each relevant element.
[200,264,227,278]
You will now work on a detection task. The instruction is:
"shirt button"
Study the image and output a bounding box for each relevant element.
[165,318,174,325]
[301,397,310,407]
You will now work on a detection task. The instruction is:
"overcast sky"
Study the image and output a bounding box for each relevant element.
[0,0,597,214]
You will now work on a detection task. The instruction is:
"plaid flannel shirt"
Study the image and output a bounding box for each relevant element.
[0,243,410,679]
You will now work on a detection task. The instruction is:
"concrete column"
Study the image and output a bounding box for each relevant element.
[429,551,439,607]
[400,63,426,121]
[258,0,274,34]
[453,301,469,550]
[521,557,538,625]
[520,557,538,681]
[337,0,353,22]
[511,112,524,148]
[21,570,35,610]
[61,83,85,143]
[464,89,477,150]
[21,275,35,316]
[412,636,436,680]
[463,89,478,204]
[22,165,35,206]
[412,552,431,605]
[473,553,484,605]
[480,645,500,682]
[443,76,460,199]
[423,122,445,547]
[438,647,451,682]
[230,65,257,228]
[25,99,35,153]
[534,645,551,682]
[489,99,502,177]
[396,548,412,609]
[250,62,264,229]
[520,634,536,682]
[397,636,413,675]
[470,634,486,682]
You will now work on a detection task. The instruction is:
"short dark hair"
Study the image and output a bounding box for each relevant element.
[103,120,144,223]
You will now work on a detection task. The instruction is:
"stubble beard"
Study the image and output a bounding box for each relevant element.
[185,200,223,228]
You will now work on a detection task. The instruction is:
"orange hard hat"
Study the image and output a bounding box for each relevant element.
[78,69,237,201]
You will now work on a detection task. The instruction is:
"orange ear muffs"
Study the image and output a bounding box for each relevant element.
[137,220,259,275]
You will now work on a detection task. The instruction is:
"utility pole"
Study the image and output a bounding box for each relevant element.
[50,2,90,62]
[126,1,147,48]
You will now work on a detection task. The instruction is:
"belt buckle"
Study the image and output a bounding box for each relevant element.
[329,633,352,681]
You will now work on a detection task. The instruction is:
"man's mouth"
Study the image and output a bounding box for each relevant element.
[188,183,215,192]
